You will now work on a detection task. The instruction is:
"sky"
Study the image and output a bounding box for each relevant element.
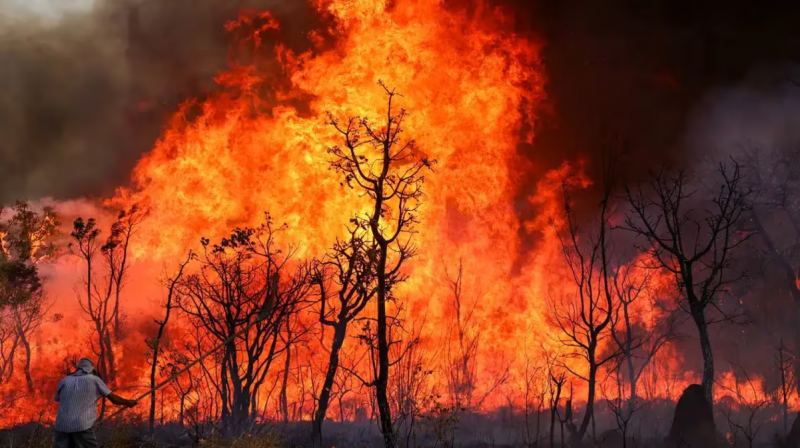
[0,0,97,23]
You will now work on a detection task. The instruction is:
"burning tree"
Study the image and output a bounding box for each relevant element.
[70,205,145,381]
[326,82,434,448]
[176,215,312,436]
[775,339,796,437]
[624,160,752,406]
[544,347,568,448]
[146,251,192,434]
[311,222,378,443]
[547,163,620,445]
[0,201,59,393]
[444,259,481,411]
[609,263,678,412]
[717,364,773,448]
[602,365,643,448]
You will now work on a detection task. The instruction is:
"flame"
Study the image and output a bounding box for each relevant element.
[0,0,781,430]
[112,0,545,412]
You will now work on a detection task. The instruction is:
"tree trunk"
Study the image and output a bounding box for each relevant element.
[693,310,715,407]
[573,361,597,444]
[280,336,291,424]
[623,304,637,412]
[149,350,160,434]
[179,394,186,428]
[376,244,395,448]
[104,329,116,380]
[549,385,561,448]
[312,323,347,445]
[16,317,34,393]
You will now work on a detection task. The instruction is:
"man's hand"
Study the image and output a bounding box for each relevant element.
[107,392,138,408]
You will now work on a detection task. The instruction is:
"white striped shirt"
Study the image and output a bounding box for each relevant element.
[54,372,112,432]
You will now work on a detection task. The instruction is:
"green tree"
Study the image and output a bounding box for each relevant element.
[0,201,59,392]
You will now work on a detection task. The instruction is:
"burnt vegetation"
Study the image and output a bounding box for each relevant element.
[2,87,800,448]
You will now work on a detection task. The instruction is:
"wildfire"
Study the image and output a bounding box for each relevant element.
[0,0,782,435]
[114,0,544,410]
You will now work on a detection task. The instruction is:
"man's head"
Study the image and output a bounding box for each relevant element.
[76,358,94,375]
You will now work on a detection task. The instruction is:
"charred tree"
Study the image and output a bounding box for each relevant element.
[279,318,292,424]
[444,259,481,411]
[609,264,678,412]
[717,363,771,448]
[547,161,620,445]
[108,205,147,340]
[775,339,795,438]
[311,223,377,445]
[740,146,800,447]
[70,206,142,382]
[177,215,311,436]
[147,251,192,435]
[603,361,644,448]
[543,348,567,448]
[326,82,434,448]
[625,160,752,406]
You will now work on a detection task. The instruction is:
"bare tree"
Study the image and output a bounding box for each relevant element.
[326,82,434,448]
[547,163,620,444]
[387,319,428,448]
[311,222,377,444]
[519,349,546,447]
[444,259,481,411]
[177,215,312,436]
[279,308,312,423]
[545,350,567,448]
[773,339,796,438]
[108,205,147,340]
[603,360,644,448]
[70,206,142,381]
[717,363,772,448]
[624,160,753,405]
[147,251,192,434]
[162,348,198,429]
[609,263,678,412]
[740,145,800,446]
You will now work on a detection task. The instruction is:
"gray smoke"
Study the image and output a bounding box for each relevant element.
[682,64,800,379]
[686,64,800,161]
[0,0,307,204]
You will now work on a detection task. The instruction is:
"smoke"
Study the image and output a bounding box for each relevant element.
[680,64,800,379]
[686,64,800,161]
[0,0,311,204]
[0,0,98,25]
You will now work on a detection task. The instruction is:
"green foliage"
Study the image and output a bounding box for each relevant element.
[0,201,59,307]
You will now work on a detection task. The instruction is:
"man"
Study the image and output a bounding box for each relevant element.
[53,358,138,448]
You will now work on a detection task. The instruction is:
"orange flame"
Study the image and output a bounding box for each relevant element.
[0,0,779,429]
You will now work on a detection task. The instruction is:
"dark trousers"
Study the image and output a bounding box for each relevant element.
[53,430,98,448]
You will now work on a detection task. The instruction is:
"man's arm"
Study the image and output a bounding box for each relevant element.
[95,376,137,407]
[106,392,137,408]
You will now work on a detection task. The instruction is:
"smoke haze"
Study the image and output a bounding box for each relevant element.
[0,0,311,203]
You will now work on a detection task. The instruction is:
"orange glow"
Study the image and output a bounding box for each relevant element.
[0,0,778,430]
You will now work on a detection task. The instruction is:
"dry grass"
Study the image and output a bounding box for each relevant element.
[201,433,282,448]
[1,425,284,448]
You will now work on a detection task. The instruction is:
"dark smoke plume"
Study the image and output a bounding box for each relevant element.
[3,0,800,208]
[0,0,311,203]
